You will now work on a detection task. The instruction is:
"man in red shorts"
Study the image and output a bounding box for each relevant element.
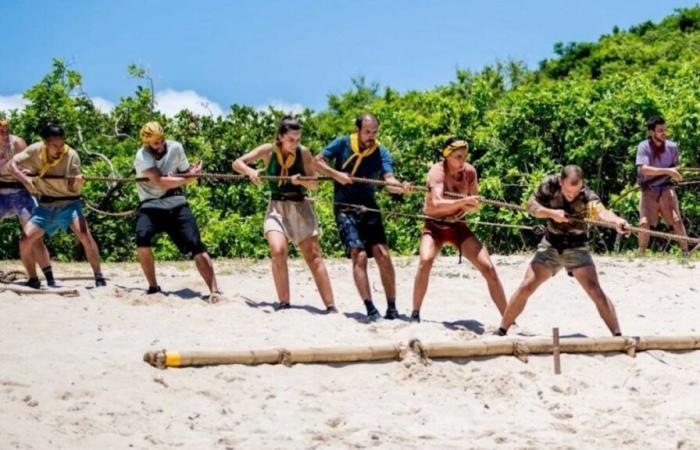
[410,137,507,322]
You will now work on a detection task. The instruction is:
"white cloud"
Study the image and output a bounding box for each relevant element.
[91,96,115,113]
[0,94,29,112]
[256,99,306,115]
[155,89,224,118]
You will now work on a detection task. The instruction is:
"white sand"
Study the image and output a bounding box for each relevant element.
[0,255,699,449]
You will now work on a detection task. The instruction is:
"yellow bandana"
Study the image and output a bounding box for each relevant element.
[39,144,69,177]
[341,133,379,177]
[274,144,296,185]
[442,140,468,158]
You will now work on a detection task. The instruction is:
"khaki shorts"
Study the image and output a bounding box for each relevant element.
[264,199,320,245]
[532,239,595,276]
[639,188,682,228]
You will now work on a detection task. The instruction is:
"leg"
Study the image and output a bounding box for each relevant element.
[18,213,51,274]
[169,205,218,295]
[461,236,508,316]
[350,248,371,300]
[372,243,396,300]
[499,262,552,331]
[266,231,290,303]
[137,247,158,288]
[135,209,160,289]
[69,217,102,275]
[193,252,219,294]
[638,191,659,256]
[19,222,46,280]
[659,189,689,253]
[298,236,335,307]
[411,234,440,312]
[571,265,621,335]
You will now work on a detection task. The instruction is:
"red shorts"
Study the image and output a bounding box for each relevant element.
[422,219,474,248]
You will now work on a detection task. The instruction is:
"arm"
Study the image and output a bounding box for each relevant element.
[424,182,477,216]
[314,153,352,185]
[292,148,319,190]
[527,194,569,223]
[14,137,27,152]
[591,202,630,234]
[141,167,195,189]
[8,148,37,194]
[383,173,413,195]
[232,143,272,186]
[639,165,683,181]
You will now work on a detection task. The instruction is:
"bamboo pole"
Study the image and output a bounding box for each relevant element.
[143,344,404,369]
[143,336,700,369]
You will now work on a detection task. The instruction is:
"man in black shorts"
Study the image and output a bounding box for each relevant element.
[315,114,411,321]
[133,122,221,302]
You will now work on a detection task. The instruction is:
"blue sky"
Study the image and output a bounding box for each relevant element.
[1,0,698,115]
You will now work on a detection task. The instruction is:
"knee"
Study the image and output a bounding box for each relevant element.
[270,246,287,260]
[351,250,368,270]
[519,279,539,297]
[373,247,391,265]
[638,219,650,230]
[418,256,435,272]
[478,262,498,279]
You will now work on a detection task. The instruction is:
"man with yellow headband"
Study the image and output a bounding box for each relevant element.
[133,121,221,302]
[315,113,411,322]
[8,124,105,288]
[411,136,508,323]
[497,165,629,337]
[0,118,56,286]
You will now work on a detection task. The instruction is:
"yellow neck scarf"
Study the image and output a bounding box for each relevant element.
[39,144,69,177]
[341,133,379,177]
[274,144,296,185]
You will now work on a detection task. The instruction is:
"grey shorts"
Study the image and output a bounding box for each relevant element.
[264,199,320,245]
[532,238,595,276]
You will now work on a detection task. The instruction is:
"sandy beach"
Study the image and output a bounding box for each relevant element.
[1,255,699,449]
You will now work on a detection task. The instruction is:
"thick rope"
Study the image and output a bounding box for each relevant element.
[335,202,542,233]
[28,172,700,245]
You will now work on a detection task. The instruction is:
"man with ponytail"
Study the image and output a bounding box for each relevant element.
[133,121,221,302]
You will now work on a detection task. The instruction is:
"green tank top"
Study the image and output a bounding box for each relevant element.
[265,144,306,199]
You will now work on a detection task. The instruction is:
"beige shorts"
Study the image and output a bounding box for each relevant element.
[639,188,682,228]
[264,199,320,245]
[532,239,595,276]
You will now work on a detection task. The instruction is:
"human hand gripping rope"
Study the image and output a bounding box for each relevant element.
[32,172,700,247]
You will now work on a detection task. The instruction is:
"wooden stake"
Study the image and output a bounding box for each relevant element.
[553,327,561,375]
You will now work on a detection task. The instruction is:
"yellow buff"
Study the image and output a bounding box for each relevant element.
[38,144,69,177]
[0,119,8,127]
[274,145,296,185]
[442,140,468,158]
[140,121,164,146]
[341,133,379,177]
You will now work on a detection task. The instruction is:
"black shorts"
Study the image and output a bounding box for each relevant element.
[135,204,206,258]
[334,206,388,258]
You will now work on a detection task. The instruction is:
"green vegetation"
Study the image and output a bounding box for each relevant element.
[2,7,699,261]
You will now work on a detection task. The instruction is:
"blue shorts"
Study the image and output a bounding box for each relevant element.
[29,200,83,236]
[0,188,36,220]
[334,206,387,258]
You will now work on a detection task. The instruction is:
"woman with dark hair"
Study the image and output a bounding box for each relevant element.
[410,136,507,322]
[233,117,337,313]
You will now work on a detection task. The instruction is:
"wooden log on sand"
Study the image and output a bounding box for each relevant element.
[144,344,405,368]
[143,336,700,369]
